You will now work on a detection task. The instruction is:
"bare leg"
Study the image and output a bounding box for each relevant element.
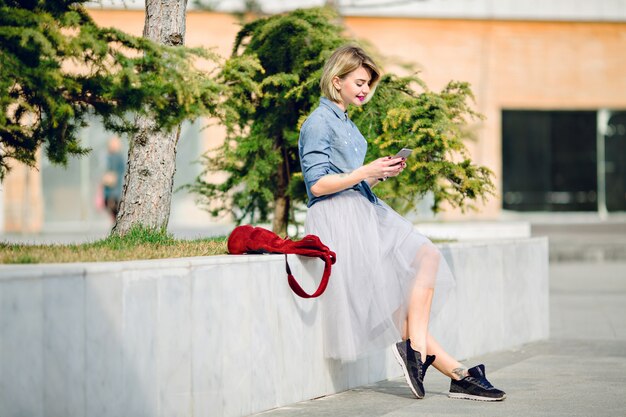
[426,333,468,380]
[405,287,433,355]
[401,244,468,380]
[403,244,440,355]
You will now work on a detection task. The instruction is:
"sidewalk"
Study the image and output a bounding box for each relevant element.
[531,221,626,261]
[257,261,626,417]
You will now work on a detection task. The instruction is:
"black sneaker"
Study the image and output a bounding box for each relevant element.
[392,339,436,399]
[448,364,506,401]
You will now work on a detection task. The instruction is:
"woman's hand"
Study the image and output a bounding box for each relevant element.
[358,156,406,181]
[310,156,407,197]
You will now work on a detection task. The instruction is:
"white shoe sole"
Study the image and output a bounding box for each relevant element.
[392,343,423,399]
[448,392,507,401]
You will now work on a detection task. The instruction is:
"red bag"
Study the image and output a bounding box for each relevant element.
[227,225,336,298]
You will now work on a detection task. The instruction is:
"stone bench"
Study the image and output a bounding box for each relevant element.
[0,237,548,417]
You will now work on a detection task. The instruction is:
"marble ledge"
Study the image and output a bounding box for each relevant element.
[0,253,288,281]
[438,236,548,250]
[0,237,548,281]
[0,236,549,417]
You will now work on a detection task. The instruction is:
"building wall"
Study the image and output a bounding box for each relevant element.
[88,0,626,22]
[343,17,626,217]
[2,156,43,233]
[3,10,626,231]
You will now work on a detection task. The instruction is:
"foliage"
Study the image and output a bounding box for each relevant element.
[0,225,228,264]
[352,74,494,214]
[186,7,344,226]
[0,0,224,179]
[188,7,494,229]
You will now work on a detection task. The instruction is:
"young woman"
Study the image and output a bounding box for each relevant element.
[298,44,506,402]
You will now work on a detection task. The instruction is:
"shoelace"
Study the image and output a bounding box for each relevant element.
[409,361,423,380]
[412,357,435,381]
[466,376,494,389]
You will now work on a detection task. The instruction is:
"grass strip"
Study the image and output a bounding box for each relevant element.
[0,225,454,265]
[0,226,228,264]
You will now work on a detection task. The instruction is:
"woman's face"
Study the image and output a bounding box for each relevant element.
[332,66,372,111]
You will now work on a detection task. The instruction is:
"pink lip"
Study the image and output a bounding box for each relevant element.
[357,96,365,102]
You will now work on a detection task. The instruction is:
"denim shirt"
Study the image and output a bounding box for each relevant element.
[299,97,378,207]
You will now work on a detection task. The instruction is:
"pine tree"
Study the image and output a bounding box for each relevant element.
[351,75,495,215]
[0,0,225,234]
[187,7,344,236]
[187,7,494,234]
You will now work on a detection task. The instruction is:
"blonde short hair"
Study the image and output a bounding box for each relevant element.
[320,45,381,105]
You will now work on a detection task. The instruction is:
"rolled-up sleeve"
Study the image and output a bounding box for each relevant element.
[299,117,332,187]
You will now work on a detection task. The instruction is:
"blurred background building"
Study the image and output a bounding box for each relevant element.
[1,0,625,235]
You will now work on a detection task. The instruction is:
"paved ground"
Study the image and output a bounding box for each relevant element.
[257,261,626,417]
[531,221,626,261]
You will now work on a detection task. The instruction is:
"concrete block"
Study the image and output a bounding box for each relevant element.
[43,275,85,417]
[0,238,548,417]
[0,278,44,417]
[220,262,253,417]
[191,265,224,417]
[157,272,192,417]
[85,272,125,417]
[122,269,159,417]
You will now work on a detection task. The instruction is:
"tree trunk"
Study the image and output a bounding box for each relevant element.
[272,194,289,237]
[112,0,187,236]
[272,142,290,236]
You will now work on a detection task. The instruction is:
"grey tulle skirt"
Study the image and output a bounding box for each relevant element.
[304,190,455,362]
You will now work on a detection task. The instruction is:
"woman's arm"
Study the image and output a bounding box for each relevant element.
[366,177,382,187]
[310,169,367,197]
[310,157,405,197]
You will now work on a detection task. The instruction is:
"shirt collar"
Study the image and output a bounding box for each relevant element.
[320,97,348,121]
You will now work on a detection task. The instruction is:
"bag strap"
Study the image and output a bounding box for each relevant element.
[284,253,333,298]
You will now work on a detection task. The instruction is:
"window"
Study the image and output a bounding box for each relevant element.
[502,110,598,211]
[605,112,626,212]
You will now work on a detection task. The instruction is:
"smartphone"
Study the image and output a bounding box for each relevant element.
[394,148,413,159]
[379,148,412,181]
[391,148,412,165]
